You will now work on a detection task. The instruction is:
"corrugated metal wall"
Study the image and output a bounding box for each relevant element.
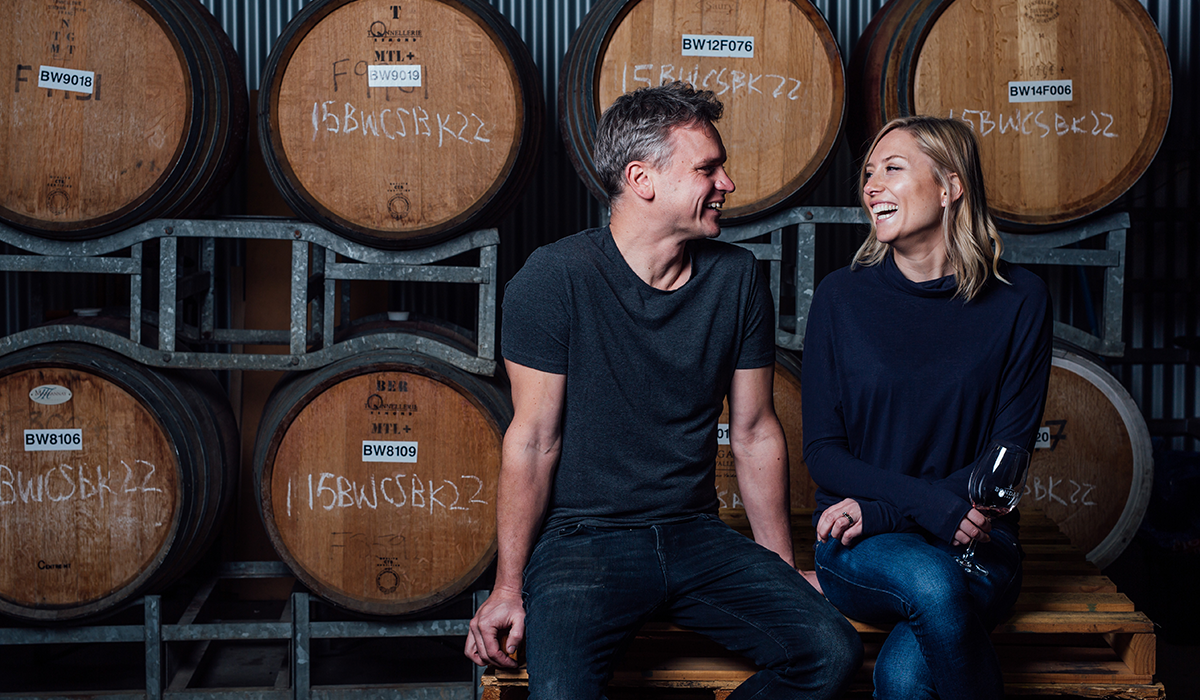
[1113,0,1200,450]
[4,1,1198,448]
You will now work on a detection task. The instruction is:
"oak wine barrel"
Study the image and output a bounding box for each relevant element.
[1028,346,1153,569]
[253,344,511,615]
[0,0,248,238]
[0,342,238,623]
[258,0,543,249]
[848,0,1171,229]
[559,0,845,223]
[717,349,816,511]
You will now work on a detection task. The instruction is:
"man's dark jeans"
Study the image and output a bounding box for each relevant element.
[522,513,861,699]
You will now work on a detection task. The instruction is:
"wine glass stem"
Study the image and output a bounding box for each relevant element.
[963,539,979,560]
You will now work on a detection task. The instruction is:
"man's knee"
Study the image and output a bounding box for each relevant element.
[778,607,862,689]
[817,612,863,684]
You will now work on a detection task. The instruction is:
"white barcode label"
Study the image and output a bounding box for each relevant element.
[362,440,419,463]
[368,65,422,88]
[681,35,755,58]
[1034,426,1051,449]
[38,66,95,94]
[24,429,83,451]
[1008,80,1072,103]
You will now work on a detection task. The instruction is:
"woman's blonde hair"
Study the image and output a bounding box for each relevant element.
[854,115,1006,301]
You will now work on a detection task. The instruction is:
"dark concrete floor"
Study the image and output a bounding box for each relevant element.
[1156,639,1200,698]
[1104,538,1200,698]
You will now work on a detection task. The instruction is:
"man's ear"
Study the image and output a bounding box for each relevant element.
[624,161,655,201]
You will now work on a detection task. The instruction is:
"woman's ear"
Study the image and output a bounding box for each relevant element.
[946,172,963,204]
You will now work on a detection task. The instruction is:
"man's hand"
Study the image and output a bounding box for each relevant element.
[816,497,864,546]
[953,507,992,546]
[465,587,526,668]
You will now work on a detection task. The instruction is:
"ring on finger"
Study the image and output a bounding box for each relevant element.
[841,511,855,526]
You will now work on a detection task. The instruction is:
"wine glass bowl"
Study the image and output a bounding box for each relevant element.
[955,441,1031,576]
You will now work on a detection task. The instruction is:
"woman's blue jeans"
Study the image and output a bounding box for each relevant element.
[813,522,1023,700]
[522,514,862,700]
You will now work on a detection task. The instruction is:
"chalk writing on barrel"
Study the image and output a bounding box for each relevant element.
[1025,476,1097,507]
[0,460,163,509]
[717,489,745,510]
[311,100,492,146]
[619,63,804,101]
[290,472,488,516]
[950,108,1117,139]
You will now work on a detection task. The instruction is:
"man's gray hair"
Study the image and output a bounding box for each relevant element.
[593,81,724,200]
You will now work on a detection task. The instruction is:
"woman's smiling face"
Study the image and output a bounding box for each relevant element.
[862,128,953,253]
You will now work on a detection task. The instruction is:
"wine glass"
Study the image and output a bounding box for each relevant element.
[955,440,1030,576]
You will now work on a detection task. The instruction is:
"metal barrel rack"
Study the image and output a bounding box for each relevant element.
[0,207,1127,370]
[0,563,486,700]
[0,218,497,699]
[0,218,498,375]
[718,207,1129,356]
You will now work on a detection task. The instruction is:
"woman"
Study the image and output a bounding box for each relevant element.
[802,116,1052,700]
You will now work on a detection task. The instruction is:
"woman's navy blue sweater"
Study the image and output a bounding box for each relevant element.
[801,254,1053,544]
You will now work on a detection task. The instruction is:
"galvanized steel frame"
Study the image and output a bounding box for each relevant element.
[720,207,1129,355]
[0,205,1127,370]
[1003,212,1131,357]
[720,206,870,352]
[0,220,498,377]
[0,562,483,700]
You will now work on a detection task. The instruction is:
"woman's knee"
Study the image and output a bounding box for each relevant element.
[873,658,937,700]
[902,561,973,617]
[871,625,936,700]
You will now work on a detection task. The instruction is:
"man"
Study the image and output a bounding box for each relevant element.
[464,82,860,699]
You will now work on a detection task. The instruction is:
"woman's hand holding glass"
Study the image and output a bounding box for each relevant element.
[955,441,1031,575]
[954,507,992,547]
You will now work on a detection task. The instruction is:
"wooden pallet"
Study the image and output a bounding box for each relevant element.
[482,509,1164,699]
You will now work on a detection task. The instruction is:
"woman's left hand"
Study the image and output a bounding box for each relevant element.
[952,507,993,546]
[817,498,864,546]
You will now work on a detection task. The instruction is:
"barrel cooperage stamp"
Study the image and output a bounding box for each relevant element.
[375,556,401,594]
[1023,0,1061,23]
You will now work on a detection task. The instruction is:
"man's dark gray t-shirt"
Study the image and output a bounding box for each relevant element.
[501,227,775,530]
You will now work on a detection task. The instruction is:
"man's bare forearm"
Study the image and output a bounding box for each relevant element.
[732,420,794,566]
[493,430,559,592]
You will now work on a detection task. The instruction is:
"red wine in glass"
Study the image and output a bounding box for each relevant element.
[955,441,1030,576]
